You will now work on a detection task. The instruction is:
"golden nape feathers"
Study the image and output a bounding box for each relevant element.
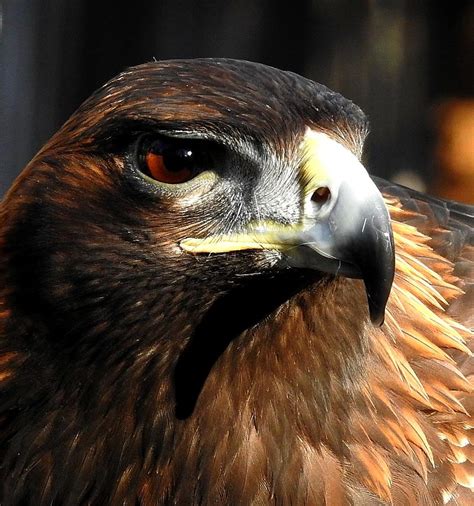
[341,196,473,504]
[0,59,472,504]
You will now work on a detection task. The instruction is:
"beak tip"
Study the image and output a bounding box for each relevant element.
[365,257,395,327]
[370,310,385,327]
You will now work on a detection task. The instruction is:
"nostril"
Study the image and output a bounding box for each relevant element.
[311,186,331,204]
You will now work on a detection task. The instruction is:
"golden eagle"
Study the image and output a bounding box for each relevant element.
[0,59,472,504]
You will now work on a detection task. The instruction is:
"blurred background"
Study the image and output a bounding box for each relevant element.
[1,0,473,202]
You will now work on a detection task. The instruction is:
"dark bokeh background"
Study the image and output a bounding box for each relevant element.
[1,0,473,201]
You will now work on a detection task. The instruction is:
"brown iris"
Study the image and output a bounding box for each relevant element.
[145,151,194,184]
[145,150,194,184]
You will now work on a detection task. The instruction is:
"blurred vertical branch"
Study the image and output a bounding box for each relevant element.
[430,2,474,203]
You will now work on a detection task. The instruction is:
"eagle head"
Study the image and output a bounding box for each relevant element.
[0,60,418,504]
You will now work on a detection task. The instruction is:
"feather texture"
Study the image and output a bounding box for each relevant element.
[0,59,472,504]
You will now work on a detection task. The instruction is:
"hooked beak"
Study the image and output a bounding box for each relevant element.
[181,130,395,326]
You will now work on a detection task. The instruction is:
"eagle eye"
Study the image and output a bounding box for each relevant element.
[131,133,223,190]
[137,137,212,185]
